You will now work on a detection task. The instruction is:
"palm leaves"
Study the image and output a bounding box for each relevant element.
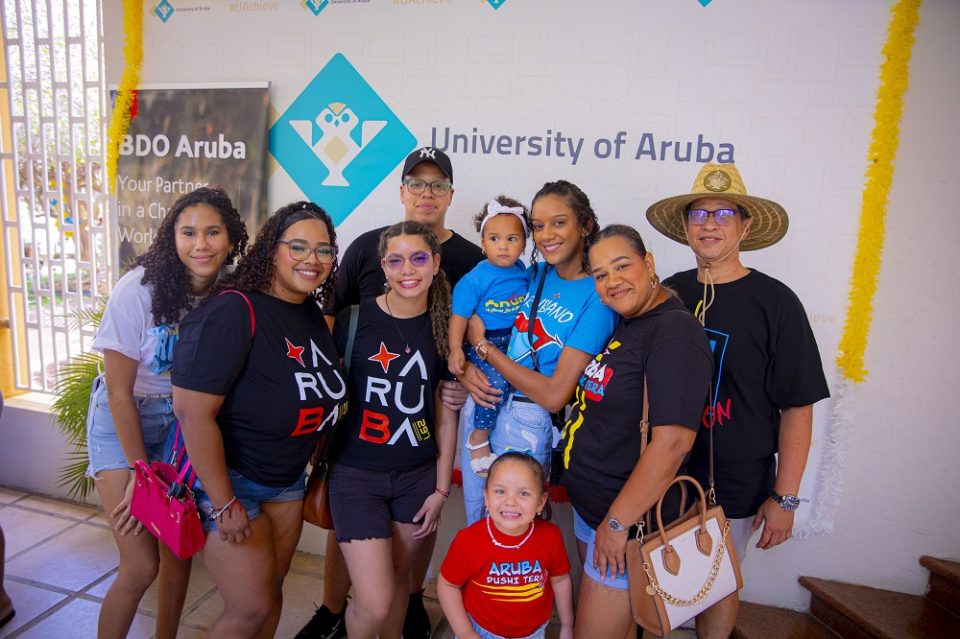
[51,302,104,501]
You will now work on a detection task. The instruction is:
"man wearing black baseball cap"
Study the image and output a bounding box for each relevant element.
[299,147,482,639]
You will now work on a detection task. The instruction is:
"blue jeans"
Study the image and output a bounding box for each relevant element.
[461,396,553,525]
[86,373,175,476]
[467,331,512,430]
[466,615,547,639]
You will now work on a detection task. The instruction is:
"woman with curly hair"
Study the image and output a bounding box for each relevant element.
[171,202,346,639]
[86,186,247,639]
[328,221,457,639]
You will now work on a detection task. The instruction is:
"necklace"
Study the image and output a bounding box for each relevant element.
[486,516,535,550]
[383,291,427,354]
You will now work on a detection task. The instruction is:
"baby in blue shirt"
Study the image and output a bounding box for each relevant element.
[448,197,529,476]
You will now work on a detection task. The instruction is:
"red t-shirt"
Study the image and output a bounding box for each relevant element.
[440,519,570,638]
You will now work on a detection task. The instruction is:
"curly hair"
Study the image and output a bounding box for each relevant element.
[135,186,248,326]
[472,195,528,236]
[212,201,338,306]
[528,180,599,274]
[377,221,451,360]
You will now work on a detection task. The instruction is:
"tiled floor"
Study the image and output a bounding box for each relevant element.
[0,486,693,638]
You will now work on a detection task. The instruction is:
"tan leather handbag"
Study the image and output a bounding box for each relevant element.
[626,475,743,637]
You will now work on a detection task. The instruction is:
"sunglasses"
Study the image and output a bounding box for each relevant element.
[686,208,742,226]
[383,251,432,270]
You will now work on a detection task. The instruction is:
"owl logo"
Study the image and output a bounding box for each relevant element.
[290,102,387,187]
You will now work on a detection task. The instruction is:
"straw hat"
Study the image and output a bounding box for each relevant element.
[645,163,788,251]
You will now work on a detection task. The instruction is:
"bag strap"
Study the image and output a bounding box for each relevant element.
[344,304,360,374]
[638,375,652,532]
[526,265,550,372]
[172,420,197,488]
[217,289,256,337]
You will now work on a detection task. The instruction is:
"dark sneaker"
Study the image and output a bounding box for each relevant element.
[402,590,432,639]
[295,604,346,639]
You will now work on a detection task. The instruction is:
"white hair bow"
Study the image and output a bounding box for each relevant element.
[480,200,527,236]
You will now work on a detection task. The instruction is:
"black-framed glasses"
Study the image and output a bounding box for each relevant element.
[403,177,452,196]
[383,251,431,270]
[277,239,335,263]
[686,208,741,226]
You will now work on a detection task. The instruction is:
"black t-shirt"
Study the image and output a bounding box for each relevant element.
[664,269,830,518]
[561,296,712,529]
[172,291,347,486]
[331,299,444,471]
[333,226,483,313]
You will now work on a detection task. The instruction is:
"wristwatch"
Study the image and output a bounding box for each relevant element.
[770,490,804,512]
[606,515,627,532]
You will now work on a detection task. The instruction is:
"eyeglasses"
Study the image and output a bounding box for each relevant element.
[686,208,742,226]
[383,251,432,270]
[277,239,335,263]
[403,177,452,196]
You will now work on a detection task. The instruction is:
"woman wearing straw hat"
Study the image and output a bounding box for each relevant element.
[646,162,829,638]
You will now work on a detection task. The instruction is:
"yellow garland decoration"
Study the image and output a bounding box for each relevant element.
[105,0,143,193]
[837,0,921,383]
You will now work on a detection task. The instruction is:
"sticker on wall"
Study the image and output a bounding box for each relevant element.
[153,0,175,22]
[302,0,329,15]
[269,54,416,226]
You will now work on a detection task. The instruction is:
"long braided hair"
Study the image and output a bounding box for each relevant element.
[529,180,599,275]
[211,201,338,306]
[136,186,248,325]
[377,221,451,360]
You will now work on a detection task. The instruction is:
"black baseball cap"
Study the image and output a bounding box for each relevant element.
[401,147,453,184]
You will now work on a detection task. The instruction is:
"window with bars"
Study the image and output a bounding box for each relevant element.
[0,0,111,392]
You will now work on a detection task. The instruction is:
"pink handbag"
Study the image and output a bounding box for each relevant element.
[130,458,205,560]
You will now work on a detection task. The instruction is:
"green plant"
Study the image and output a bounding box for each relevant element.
[51,302,105,500]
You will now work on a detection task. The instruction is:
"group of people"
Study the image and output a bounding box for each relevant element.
[84,146,828,639]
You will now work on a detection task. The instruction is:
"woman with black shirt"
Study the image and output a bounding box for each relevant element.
[560,225,712,638]
[329,221,457,639]
[172,203,346,639]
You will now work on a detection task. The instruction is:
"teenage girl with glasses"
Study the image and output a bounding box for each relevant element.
[327,221,458,639]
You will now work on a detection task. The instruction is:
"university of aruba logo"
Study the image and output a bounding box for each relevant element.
[153,0,174,22]
[302,0,328,16]
[270,54,416,226]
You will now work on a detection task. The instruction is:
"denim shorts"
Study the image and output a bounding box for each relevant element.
[86,374,175,477]
[469,615,547,639]
[573,508,630,590]
[193,468,306,533]
[328,461,436,543]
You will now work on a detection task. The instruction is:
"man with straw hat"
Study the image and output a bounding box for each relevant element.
[647,162,829,637]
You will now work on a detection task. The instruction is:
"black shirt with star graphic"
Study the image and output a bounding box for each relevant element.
[172,291,347,487]
[330,299,444,471]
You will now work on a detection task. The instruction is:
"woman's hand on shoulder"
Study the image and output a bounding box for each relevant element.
[459,362,502,409]
[412,491,446,539]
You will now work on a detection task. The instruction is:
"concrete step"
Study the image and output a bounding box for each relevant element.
[732,601,839,639]
[800,576,960,639]
[920,556,960,614]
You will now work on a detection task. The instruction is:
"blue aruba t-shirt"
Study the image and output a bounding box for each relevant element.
[506,265,618,377]
[451,260,529,331]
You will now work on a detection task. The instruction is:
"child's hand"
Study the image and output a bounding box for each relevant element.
[448,348,465,376]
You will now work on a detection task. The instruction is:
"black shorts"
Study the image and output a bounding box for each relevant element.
[328,461,436,543]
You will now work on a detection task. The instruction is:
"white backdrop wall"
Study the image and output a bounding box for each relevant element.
[98,0,960,609]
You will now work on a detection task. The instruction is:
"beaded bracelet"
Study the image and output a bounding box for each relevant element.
[210,496,238,522]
